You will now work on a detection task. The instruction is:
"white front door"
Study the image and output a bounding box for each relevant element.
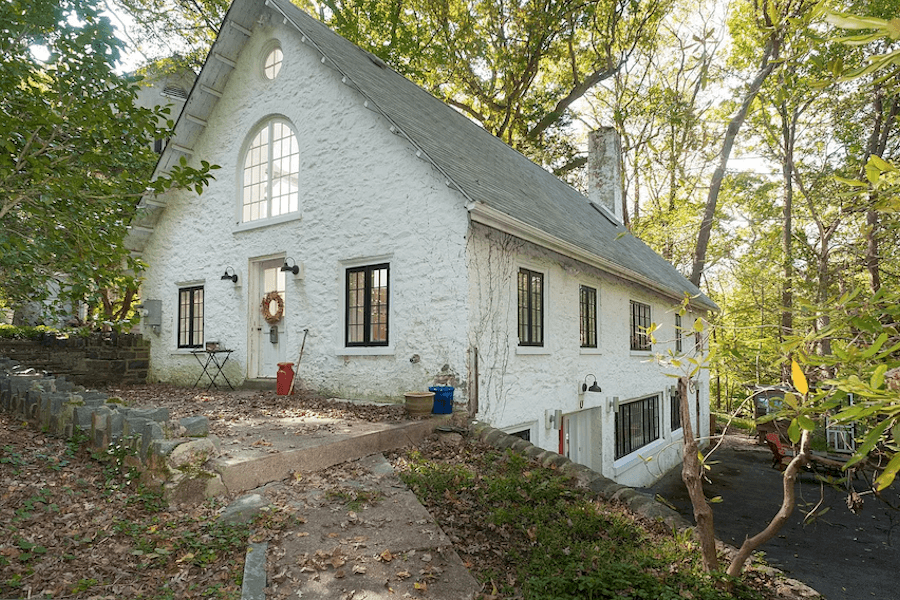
[250,258,288,379]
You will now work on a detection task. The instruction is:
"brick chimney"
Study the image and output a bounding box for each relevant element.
[587,128,624,223]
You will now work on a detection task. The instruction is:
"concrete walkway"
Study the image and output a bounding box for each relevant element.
[217,412,480,599]
[261,453,479,599]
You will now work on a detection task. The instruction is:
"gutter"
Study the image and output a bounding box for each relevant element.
[467,201,718,313]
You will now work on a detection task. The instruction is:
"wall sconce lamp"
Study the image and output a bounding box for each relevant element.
[582,374,602,393]
[281,257,300,275]
[221,267,238,284]
[546,408,563,430]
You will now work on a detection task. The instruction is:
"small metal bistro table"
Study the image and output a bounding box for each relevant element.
[190,349,235,391]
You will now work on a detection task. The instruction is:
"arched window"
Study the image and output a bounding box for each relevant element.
[241,118,300,222]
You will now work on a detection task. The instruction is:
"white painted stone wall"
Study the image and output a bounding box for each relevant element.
[139,18,470,400]
[138,9,710,487]
[466,223,710,487]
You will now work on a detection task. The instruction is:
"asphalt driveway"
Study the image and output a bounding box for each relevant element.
[643,434,900,600]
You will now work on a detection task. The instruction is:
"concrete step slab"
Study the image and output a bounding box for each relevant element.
[211,418,439,495]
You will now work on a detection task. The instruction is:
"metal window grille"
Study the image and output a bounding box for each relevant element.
[615,394,660,459]
[630,301,651,351]
[177,286,204,348]
[675,313,683,353]
[346,264,389,346]
[580,285,597,348]
[670,386,682,432]
[517,268,543,346]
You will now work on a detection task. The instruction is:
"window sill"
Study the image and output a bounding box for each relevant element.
[613,437,667,474]
[233,212,302,233]
[579,347,602,356]
[516,345,550,356]
[337,346,395,357]
[629,350,653,358]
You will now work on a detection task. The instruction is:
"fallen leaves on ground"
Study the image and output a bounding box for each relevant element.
[0,414,246,599]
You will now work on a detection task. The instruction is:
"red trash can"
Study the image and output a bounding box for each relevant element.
[276,362,294,395]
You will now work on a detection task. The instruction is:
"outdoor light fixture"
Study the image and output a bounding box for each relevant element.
[221,267,238,284]
[281,257,300,275]
[582,374,602,393]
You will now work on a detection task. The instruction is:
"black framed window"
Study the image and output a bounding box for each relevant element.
[675,313,683,353]
[346,263,389,346]
[177,286,204,348]
[580,285,597,348]
[630,300,651,351]
[615,394,660,459]
[509,429,531,442]
[670,386,683,432]
[517,268,544,346]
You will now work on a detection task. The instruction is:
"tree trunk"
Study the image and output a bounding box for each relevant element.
[865,207,881,293]
[679,376,718,572]
[780,101,795,382]
[690,43,776,286]
[861,91,898,293]
[726,429,811,576]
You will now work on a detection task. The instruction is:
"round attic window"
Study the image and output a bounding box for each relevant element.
[263,46,283,80]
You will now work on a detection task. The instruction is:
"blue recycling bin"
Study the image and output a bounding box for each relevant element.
[428,386,454,414]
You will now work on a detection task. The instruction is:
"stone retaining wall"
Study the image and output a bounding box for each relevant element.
[0,334,149,388]
[0,357,222,505]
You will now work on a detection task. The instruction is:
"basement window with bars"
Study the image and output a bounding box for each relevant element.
[670,385,683,432]
[615,394,660,459]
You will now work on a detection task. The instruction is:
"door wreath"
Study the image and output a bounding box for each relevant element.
[261,291,284,324]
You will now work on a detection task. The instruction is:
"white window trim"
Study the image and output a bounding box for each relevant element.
[336,254,395,356]
[501,421,537,444]
[233,211,302,233]
[613,436,668,474]
[261,41,284,81]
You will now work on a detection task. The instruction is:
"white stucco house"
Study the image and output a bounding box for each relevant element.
[125,0,718,487]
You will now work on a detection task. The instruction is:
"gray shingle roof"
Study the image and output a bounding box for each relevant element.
[267,0,715,312]
[133,0,715,312]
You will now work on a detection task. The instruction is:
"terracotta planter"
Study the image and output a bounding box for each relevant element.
[404,391,435,416]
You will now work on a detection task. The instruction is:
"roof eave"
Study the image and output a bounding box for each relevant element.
[467,201,718,313]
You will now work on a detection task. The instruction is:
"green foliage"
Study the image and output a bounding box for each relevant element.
[1,445,26,474]
[0,0,218,323]
[0,325,59,340]
[71,578,100,593]
[825,11,900,80]
[785,286,900,489]
[399,447,760,599]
